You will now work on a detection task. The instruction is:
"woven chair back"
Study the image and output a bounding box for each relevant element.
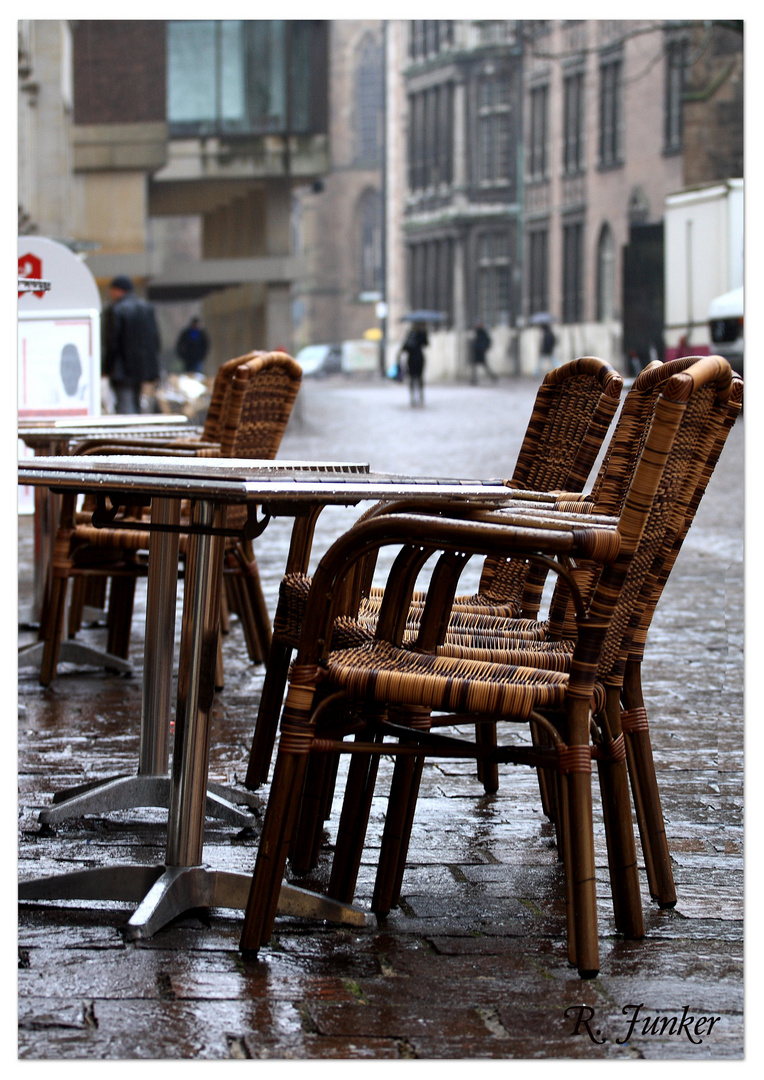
[477,357,622,606]
[201,351,263,443]
[546,356,715,639]
[622,369,743,671]
[574,356,736,689]
[224,352,303,460]
[215,352,302,530]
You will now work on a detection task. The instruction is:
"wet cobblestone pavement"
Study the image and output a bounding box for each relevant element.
[17,375,744,1059]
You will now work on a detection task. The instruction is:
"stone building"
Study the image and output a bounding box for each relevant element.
[383,18,744,378]
[18,19,330,371]
[291,21,385,355]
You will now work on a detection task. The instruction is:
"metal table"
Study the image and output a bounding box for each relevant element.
[18,455,517,939]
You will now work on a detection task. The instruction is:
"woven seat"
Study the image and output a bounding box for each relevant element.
[245,356,623,788]
[240,355,735,979]
[37,352,302,686]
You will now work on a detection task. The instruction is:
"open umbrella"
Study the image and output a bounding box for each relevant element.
[400,310,447,325]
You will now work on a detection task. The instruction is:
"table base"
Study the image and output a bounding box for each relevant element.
[39,774,261,827]
[18,640,133,676]
[18,864,374,940]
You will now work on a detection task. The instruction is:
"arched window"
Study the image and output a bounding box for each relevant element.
[355,34,383,165]
[358,188,383,295]
[597,222,616,321]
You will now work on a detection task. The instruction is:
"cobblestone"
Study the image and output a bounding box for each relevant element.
[17,375,744,1059]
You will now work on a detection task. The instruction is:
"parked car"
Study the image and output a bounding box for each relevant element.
[708,285,743,376]
[295,343,343,377]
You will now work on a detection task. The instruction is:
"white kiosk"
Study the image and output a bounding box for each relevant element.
[18,237,102,513]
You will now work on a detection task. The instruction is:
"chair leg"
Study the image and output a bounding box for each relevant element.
[373,708,432,914]
[235,541,272,659]
[475,721,499,793]
[327,733,384,903]
[622,662,677,907]
[67,578,87,638]
[290,747,336,873]
[39,570,69,687]
[595,690,644,939]
[244,639,294,789]
[220,579,232,633]
[240,679,319,953]
[561,701,599,978]
[215,629,225,690]
[106,575,136,660]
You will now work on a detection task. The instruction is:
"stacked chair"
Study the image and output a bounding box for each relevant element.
[244,356,624,789]
[37,351,302,686]
[240,355,740,979]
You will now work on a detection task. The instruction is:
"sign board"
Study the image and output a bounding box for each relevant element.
[18,237,102,511]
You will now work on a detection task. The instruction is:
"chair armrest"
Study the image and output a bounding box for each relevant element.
[298,510,621,665]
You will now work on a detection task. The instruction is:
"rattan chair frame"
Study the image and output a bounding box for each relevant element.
[240,355,734,979]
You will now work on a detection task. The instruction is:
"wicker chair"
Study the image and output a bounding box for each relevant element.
[240,355,735,979]
[244,357,623,788]
[65,351,264,634]
[289,358,742,918]
[37,352,302,686]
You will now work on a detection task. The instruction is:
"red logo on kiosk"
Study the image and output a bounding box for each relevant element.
[19,253,46,298]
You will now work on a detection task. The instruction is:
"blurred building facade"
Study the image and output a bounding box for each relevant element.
[383,18,744,377]
[291,21,385,354]
[18,19,330,371]
[18,20,743,380]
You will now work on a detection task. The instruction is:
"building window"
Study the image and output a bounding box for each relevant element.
[359,189,383,295]
[528,227,549,317]
[664,37,688,153]
[477,231,511,326]
[407,238,453,321]
[355,36,383,165]
[477,73,512,185]
[596,223,616,321]
[599,56,623,167]
[167,20,317,136]
[528,85,549,182]
[408,83,453,192]
[562,220,584,324]
[563,70,585,175]
[410,21,454,60]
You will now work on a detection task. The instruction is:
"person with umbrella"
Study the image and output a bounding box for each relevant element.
[399,321,429,407]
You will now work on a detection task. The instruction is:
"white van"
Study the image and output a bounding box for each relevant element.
[708,285,743,376]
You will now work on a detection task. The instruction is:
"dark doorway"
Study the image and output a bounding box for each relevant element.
[622,222,664,373]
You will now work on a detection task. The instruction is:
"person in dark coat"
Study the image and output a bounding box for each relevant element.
[469,323,497,384]
[102,275,161,414]
[537,321,558,375]
[399,323,428,406]
[175,317,210,374]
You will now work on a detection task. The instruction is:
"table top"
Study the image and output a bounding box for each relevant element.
[19,413,189,430]
[19,426,203,452]
[18,455,513,506]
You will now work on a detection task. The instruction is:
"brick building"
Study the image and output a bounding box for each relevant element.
[18,20,330,370]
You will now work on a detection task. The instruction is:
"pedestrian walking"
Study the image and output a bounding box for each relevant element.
[102,275,161,414]
[175,316,210,375]
[469,323,498,384]
[399,323,428,406]
[536,321,558,376]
